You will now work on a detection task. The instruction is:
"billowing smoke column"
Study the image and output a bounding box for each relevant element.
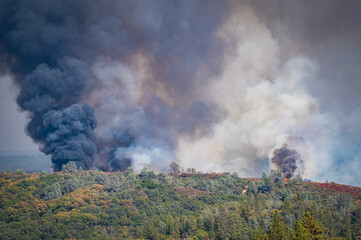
[0,0,230,171]
[271,144,303,179]
[13,56,96,170]
[1,0,360,185]
[42,103,97,171]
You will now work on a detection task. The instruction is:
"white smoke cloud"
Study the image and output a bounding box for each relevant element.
[177,8,338,180]
[115,145,174,172]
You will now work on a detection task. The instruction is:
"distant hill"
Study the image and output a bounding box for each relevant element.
[0,153,51,172]
[0,168,360,239]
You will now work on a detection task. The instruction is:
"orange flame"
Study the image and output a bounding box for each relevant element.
[285,177,288,182]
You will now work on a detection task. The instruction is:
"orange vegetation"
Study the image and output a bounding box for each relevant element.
[304,182,361,198]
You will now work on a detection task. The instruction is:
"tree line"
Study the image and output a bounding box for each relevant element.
[0,162,360,239]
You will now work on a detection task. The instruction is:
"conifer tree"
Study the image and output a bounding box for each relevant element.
[268,211,287,240]
[254,226,269,240]
[343,215,352,240]
[142,221,159,240]
[291,220,311,240]
[282,197,292,214]
[302,211,326,240]
[216,205,229,239]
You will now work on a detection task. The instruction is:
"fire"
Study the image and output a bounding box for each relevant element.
[285,177,288,182]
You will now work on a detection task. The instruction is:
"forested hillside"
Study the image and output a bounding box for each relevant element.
[0,163,360,240]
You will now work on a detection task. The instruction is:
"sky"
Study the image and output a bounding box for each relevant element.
[0,75,38,151]
[0,0,360,186]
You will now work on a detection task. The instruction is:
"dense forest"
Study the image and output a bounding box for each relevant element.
[0,162,360,240]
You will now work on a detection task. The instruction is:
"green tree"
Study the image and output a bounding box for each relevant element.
[203,208,215,231]
[292,174,303,184]
[187,167,196,174]
[254,226,268,240]
[124,167,136,181]
[95,172,110,185]
[342,215,351,240]
[62,178,80,194]
[282,197,292,215]
[187,215,197,236]
[291,220,311,240]
[14,169,25,174]
[194,229,208,240]
[268,211,287,240]
[44,182,62,200]
[248,181,258,194]
[294,192,305,219]
[139,168,156,179]
[259,172,274,193]
[302,211,326,240]
[106,175,120,191]
[142,221,159,240]
[216,205,229,239]
[270,169,285,187]
[61,161,78,172]
[169,162,180,175]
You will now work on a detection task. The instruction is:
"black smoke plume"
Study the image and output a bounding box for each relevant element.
[0,0,230,171]
[42,103,97,171]
[271,144,303,179]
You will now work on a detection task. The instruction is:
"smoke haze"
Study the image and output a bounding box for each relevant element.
[0,0,360,185]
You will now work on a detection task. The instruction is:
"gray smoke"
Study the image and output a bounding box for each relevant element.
[0,0,360,186]
[107,131,134,171]
[0,0,231,171]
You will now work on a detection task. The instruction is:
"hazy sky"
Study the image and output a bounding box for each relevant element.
[0,75,38,151]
